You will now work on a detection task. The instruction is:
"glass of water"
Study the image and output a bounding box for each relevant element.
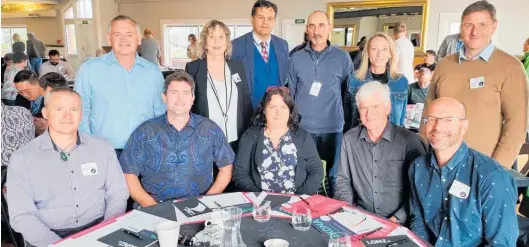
[292,206,312,231]
[328,232,352,247]
[252,202,271,222]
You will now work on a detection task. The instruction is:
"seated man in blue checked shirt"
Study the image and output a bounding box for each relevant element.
[7,88,129,247]
[119,71,235,208]
[409,97,518,246]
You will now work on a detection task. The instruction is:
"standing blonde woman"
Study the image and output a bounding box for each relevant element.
[185,20,252,151]
[12,33,25,54]
[186,34,199,61]
[344,32,408,130]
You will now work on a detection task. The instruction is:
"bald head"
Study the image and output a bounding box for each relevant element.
[308,11,329,24]
[426,97,466,119]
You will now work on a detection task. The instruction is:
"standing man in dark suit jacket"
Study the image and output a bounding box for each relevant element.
[231,0,289,108]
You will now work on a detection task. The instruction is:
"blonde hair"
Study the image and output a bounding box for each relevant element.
[355,32,400,81]
[198,20,232,60]
[13,33,20,42]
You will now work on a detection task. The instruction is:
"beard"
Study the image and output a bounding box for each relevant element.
[51,62,59,66]
[427,129,461,150]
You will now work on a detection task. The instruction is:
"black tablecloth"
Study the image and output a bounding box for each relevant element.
[139,196,330,247]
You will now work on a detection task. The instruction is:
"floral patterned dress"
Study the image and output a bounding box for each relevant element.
[258,131,298,194]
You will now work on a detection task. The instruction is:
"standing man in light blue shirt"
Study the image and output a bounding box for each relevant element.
[74,15,166,156]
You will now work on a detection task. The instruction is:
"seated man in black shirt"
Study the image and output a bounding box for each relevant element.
[414,50,437,73]
[14,70,68,135]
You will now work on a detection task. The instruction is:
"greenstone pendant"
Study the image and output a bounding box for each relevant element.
[60,151,68,162]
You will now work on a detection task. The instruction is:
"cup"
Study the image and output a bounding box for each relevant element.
[291,206,312,231]
[205,210,223,226]
[328,232,352,247]
[155,221,180,247]
[264,238,289,247]
[252,201,271,222]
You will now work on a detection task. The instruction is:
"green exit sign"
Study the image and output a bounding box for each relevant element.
[295,19,305,24]
[82,20,88,24]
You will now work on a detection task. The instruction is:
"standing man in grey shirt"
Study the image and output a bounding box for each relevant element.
[26,32,46,75]
[6,88,129,247]
[334,81,427,224]
[139,28,161,66]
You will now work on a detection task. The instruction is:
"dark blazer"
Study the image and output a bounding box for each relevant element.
[231,32,289,94]
[185,58,253,140]
[233,126,323,195]
[15,94,43,118]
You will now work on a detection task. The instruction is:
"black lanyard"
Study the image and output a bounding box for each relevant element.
[207,61,233,137]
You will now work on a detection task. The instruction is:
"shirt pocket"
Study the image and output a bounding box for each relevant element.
[383,160,406,192]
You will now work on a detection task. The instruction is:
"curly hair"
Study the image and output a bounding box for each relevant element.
[251,87,300,131]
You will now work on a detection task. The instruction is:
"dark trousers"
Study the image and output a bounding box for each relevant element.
[310,132,343,196]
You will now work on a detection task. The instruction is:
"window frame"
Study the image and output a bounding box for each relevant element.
[1,25,28,56]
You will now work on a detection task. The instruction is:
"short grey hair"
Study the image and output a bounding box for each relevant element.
[44,88,81,107]
[355,81,391,108]
[108,15,141,36]
[461,0,497,22]
[163,71,196,96]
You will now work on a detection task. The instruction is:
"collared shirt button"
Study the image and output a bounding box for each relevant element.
[71,170,74,174]
[444,217,448,220]
[73,187,77,191]
[76,204,79,208]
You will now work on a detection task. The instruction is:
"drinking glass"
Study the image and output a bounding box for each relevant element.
[328,232,352,247]
[252,202,271,222]
[291,206,312,231]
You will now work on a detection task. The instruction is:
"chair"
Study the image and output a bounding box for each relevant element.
[318,160,329,197]
[1,166,24,247]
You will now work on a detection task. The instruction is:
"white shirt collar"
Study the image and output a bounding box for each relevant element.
[252,32,271,46]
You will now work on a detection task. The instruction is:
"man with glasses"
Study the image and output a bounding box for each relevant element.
[335,81,427,224]
[410,97,518,246]
[39,50,75,81]
[424,0,528,169]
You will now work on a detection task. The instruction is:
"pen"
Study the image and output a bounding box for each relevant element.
[361,227,383,237]
[387,238,409,247]
[123,229,143,240]
[299,197,320,212]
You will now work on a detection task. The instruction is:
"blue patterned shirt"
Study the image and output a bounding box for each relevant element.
[409,142,518,247]
[119,113,235,202]
[259,131,297,194]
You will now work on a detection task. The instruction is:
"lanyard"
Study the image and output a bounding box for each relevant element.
[207,61,233,137]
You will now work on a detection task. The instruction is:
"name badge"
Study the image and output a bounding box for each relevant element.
[469,76,485,89]
[449,180,470,199]
[81,162,98,176]
[309,81,322,97]
[232,73,241,83]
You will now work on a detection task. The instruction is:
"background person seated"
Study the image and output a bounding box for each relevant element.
[119,71,235,208]
[14,71,69,135]
[7,88,129,247]
[39,50,75,81]
[408,68,432,105]
[414,50,437,73]
[233,86,323,194]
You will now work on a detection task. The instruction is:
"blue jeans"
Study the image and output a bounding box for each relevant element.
[310,132,343,196]
[29,57,42,75]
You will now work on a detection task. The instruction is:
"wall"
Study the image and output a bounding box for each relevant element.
[116,0,326,43]
[358,16,377,43]
[1,17,62,45]
[94,0,118,48]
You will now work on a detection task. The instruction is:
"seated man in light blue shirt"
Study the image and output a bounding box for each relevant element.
[74,15,165,155]
[409,97,518,246]
[7,88,129,247]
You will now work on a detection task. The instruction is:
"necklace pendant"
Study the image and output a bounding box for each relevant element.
[60,151,68,162]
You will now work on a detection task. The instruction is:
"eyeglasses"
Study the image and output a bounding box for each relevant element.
[422,116,465,125]
[266,86,290,93]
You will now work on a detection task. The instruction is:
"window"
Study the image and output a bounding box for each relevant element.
[64,7,74,19]
[163,23,253,69]
[76,0,93,19]
[1,27,28,56]
[65,24,78,55]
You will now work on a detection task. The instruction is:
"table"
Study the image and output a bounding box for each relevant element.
[50,192,427,247]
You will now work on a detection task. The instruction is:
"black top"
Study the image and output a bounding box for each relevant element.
[372,72,389,84]
[233,126,324,195]
[185,59,253,141]
[12,41,26,54]
[15,94,43,118]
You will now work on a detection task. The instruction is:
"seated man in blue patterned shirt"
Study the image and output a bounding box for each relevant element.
[409,97,518,246]
[120,71,235,208]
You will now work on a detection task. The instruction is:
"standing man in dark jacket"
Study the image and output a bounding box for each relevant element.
[26,32,46,75]
[231,0,289,108]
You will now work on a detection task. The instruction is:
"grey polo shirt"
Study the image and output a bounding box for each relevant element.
[6,130,129,247]
[334,122,427,222]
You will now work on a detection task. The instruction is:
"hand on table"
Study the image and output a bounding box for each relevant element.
[388,216,399,223]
